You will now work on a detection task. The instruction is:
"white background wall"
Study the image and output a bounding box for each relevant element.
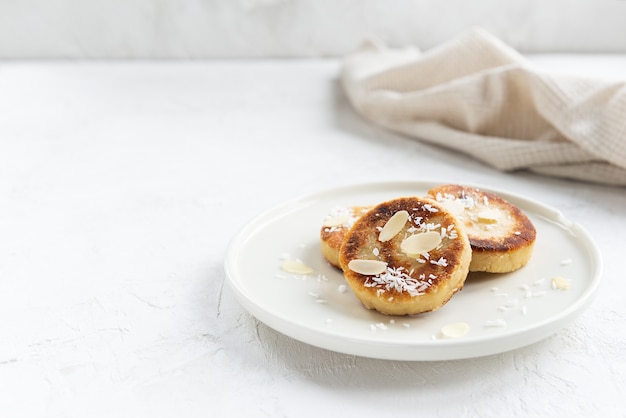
[0,0,626,59]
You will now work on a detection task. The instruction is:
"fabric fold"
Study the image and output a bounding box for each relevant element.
[341,28,626,186]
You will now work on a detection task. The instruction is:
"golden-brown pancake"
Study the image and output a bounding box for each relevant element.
[427,184,536,273]
[320,206,371,269]
[338,196,471,316]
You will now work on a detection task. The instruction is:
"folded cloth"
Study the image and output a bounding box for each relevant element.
[341,28,626,186]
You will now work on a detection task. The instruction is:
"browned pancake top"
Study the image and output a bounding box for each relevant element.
[339,196,470,301]
[320,206,371,252]
[428,184,536,254]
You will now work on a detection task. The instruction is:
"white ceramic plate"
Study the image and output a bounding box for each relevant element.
[224,181,602,361]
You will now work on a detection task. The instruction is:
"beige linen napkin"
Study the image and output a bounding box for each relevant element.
[341,29,626,186]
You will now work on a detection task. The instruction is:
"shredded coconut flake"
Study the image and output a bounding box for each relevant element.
[525,290,547,298]
[322,207,357,230]
[504,299,519,308]
[430,257,448,267]
[485,319,507,328]
[423,203,439,213]
[364,266,431,297]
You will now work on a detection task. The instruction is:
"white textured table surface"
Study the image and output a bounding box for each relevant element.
[1,57,625,417]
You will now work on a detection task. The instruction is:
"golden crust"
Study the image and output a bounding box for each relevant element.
[338,196,471,316]
[320,206,371,269]
[427,184,536,273]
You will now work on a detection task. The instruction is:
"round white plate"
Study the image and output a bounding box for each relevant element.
[224,181,602,361]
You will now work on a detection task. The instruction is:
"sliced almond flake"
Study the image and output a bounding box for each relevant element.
[422,203,439,213]
[504,299,519,308]
[551,276,571,290]
[378,210,409,242]
[323,215,350,227]
[476,208,500,224]
[441,322,470,338]
[401,231,442,256]
[348,259,388,275]
[281,259,314,275]
[274,274,290,280]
